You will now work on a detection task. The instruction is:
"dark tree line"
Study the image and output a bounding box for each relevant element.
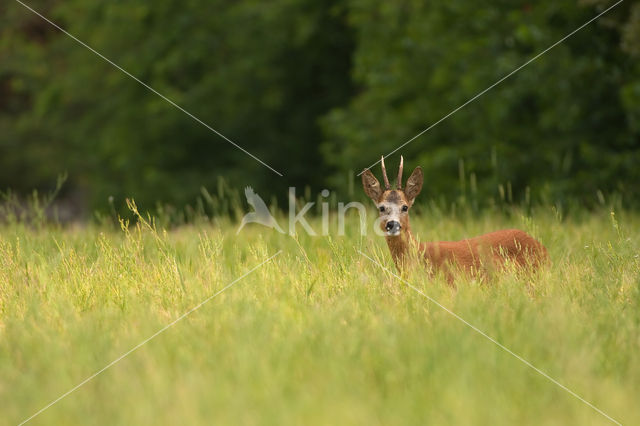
[1,0,638,213]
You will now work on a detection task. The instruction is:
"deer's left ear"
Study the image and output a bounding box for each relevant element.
[404,167,423,203]
[362,170,383,201]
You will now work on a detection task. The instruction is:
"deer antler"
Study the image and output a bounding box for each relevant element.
[380,156,391,190]
[397,155,404,189]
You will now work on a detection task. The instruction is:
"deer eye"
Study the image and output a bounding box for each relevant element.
[401,205,409,212]
[379,206,385,212]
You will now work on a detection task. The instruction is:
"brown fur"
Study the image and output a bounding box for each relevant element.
[362,159,549,281]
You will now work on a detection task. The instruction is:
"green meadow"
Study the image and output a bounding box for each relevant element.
[1,205,639,425]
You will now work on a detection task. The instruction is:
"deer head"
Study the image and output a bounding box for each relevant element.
[362,156,423,237]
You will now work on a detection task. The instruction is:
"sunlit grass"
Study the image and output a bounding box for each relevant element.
[1,206,638,425]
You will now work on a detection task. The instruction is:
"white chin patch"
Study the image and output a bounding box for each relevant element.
[385,230,401,237]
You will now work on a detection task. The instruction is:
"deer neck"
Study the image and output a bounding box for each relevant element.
[385,222,416,267]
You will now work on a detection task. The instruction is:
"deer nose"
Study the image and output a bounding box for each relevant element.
[385,221,401,232]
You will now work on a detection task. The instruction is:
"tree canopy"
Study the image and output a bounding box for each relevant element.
[1,0,638,212]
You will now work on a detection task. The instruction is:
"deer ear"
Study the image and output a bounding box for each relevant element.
[361,170,383,201]
[404,167,423,202]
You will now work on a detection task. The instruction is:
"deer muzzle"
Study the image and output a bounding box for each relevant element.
[385,220,401,236]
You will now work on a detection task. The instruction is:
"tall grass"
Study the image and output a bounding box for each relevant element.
[0,201,638,425]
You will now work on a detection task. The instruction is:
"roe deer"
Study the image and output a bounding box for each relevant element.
[362,156,548,280]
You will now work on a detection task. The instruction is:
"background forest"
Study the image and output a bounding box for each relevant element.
[1,0,639,214]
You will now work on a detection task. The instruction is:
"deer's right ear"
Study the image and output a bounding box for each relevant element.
[362,170,382,201]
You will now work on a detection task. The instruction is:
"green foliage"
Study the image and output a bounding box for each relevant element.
[1,0,354,209]
[1,208,639,424]
[1,0,639,212]
[322,0,640,206]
